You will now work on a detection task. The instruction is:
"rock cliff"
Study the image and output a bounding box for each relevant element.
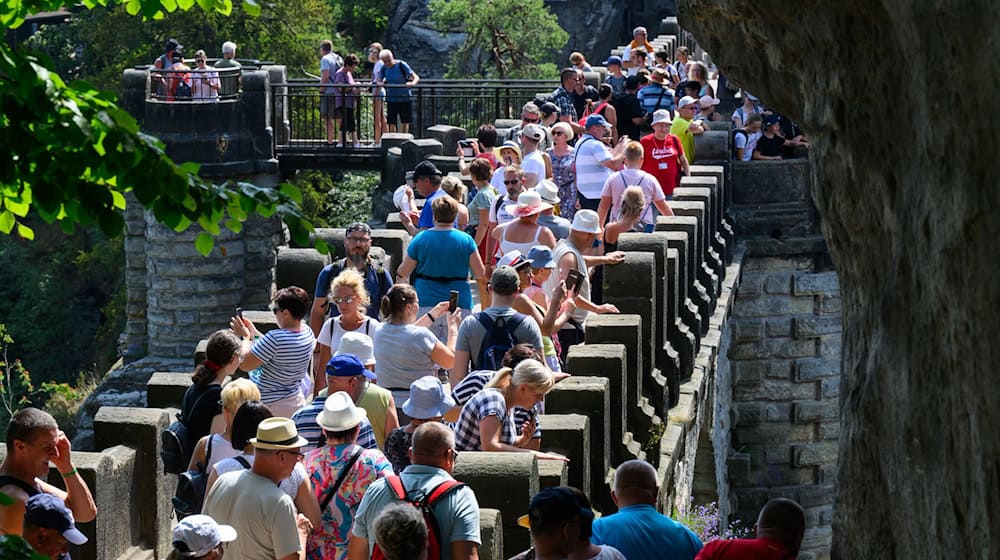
[682,1,1000,557]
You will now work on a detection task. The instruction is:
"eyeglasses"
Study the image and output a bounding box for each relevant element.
[282,450,305,462]
[522,117,539,123]
[552,130,565,136]
[346,236,371,244]
[503,179,521,185]
[332,296,356,304]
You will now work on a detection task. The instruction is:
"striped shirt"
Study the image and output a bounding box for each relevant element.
[573,135,614,200]
[249,327,316,402]
[453,388,520,451]
[452,371,540,438]
[292,396,378,453]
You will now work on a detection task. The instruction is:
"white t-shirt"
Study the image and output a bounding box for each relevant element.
[574,135,614,200]
[521,150,546,185]
[622,45,654,75]
[191,68,220,99]
[212,454,307,498]
[600,168,665,224]
[317,315,381,353]
[734,131,762,161]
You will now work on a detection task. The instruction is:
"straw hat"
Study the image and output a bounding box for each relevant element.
[250,417,308,450]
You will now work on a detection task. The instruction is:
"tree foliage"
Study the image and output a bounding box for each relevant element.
[1,0,317,255]
[428,0,568,79]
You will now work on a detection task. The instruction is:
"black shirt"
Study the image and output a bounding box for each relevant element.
[755,134,786,158]
[571,85,599,121]
[181,383,223,443]
[612,93,644,140]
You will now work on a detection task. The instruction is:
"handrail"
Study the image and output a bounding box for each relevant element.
[148,67,243,102]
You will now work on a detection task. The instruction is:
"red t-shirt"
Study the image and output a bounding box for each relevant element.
[695,537,794,560]
[640,133,685,197]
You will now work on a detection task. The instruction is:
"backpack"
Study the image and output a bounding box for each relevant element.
[323,257,388,317]
[371,476,466,560]
[161,389,216,474]
[0,476,40,498]
[473,311,526,370]
[174,76,192,99]
[172,438,250,520]
[731,129,748,159]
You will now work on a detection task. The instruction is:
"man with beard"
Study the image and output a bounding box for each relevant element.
[310,222,393,334]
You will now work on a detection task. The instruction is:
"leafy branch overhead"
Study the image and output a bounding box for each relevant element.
[428,0,567,79]
[0,0,317,256]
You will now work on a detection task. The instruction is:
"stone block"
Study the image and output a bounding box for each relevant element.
[794,317,842,338]
[425,124,468,155]
[733,379,818,402]
[604,250,656,295]
[243,310,279,333]
[735,422,815,446]
[478,508,504,560]
[729,337,817,361]
[565,344,630,464]
[310,228,346,259]
[818,421,840,440]
[537,458,568,489]
[727,452,751,485]
[764,402,792,423]
[821,377,840,399]
[738,272,764,295]
[538,413,591,496]
[692,130,729,162]
[372,229,410,279]
[545,377,612,511]
[275,247,328,293]
[793,271,840,296]
[746,463,818,487]
[766,317,794,338]
[764,272,793,294]
[733,295,816,318]
[401,138,444,172]
[795,358,840,381]
[146,372,192,409]
[733,319,765,342]
[734,402,763,426]
[380,132,414,151]
[454,452,537,559]
[792,443,839,467]
[818,334,842,358]
[93,407,175,558]
[733,361,765,385]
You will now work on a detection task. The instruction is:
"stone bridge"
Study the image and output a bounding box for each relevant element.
[6,18,843,560]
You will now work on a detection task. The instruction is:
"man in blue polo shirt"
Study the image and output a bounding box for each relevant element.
[591,459,703,560]
[400,160,446,236]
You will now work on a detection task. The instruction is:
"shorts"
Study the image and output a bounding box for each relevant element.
[577,194,600,211]
[341,106,356,132]
[321,94,336,118]
[387,100,413,124]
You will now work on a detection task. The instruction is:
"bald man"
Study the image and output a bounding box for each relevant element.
[695,498,805,559]
[590,460,702,560]
[348,422,481,560]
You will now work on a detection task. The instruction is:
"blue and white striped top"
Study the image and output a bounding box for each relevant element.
[249,328,315,402]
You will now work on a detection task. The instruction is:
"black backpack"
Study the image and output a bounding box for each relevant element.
[473,312,527,371]
[323,257,388,317]
[160,389,215,474]
[173,437,250,520]
[174,78,192,99]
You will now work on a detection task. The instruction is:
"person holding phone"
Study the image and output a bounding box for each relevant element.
[542,210,624,361]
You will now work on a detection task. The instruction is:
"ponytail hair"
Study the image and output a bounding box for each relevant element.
[381,283,417,322]
[192,330,241,386]
[487,360,554,395]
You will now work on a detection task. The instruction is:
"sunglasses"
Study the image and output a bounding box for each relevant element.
[522,117,539,123]
[282,450,305,462]
[552,130,565,136]
[332,296,356,304]
[503,179,521,185]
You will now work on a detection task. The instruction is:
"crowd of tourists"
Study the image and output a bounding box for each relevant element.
[6,23,820,560]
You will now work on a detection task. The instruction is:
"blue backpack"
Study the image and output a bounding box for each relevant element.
[473,312,526,371]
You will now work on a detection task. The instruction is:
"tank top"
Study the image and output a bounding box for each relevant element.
[499,224,542,257]
[544,240,591,324]
[206,433,242,470]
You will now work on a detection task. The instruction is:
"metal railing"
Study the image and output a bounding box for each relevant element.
[148,67,244,102]
[271,80,559,149]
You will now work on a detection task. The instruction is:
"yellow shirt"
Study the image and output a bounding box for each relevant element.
[670,117,695,163]
[357,382,393,448]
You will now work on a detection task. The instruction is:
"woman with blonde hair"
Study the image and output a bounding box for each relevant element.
[604,186,646,252]
[187,378,261,472]
[315,269,382,393]
[452,360,566,460]
[441,175,470,230]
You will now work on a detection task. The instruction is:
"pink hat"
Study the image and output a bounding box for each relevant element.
[698,95,721,109]
[505,190,552,218]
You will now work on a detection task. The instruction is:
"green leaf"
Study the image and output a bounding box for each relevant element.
[315,238,330,255]
[195,232,214,256]
[0,211,14,235]
[16,223,34,240]
[279,183,303,204]
[110,190,126,210]
[242,0,261,16]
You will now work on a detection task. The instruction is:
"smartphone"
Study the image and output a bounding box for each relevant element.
[236,306,243,319]
[448,290,459,313]
[458,139,475,158]
[566,269,584,295]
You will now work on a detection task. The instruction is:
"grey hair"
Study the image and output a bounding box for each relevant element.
[221,41,237,55]
[379,49,393,61]
[373,503,428,560]
[521,102,541,116]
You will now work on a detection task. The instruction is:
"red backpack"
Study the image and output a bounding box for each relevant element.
[371,475,466,560]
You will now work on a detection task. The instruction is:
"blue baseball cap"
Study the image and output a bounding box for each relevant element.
[326,354,375,379]
[603,55,622,67]
[585,114,612,129]
[24,494,88,545]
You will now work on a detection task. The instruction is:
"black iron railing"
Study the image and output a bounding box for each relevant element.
[271,80,558,149]
[148,67,244,102]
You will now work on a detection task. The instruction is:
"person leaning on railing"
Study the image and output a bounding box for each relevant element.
[192,50,221,100]
[214,41,242,98]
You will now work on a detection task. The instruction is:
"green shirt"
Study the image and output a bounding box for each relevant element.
[670,116,696,163]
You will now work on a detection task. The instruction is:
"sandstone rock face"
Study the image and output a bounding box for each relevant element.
[382,0,675,78]
[682,1,1000,557]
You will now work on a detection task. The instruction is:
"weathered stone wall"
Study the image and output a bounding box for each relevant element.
[727,257,840,559]
[683,2,1000,558]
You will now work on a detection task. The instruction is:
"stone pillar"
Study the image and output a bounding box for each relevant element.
[564,344,636,465]
[537,413,591,496]
[124,192,149,361]
[602,252,659,400]
[689,165,735,265]
[727,260,841,558]
[454,452,537,558]
[658,215,713,332]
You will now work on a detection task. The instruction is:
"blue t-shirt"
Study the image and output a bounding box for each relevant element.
[379,60,414,103]
[591,504,703,560]
[417,188,447,229]
[407,228,477,309]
